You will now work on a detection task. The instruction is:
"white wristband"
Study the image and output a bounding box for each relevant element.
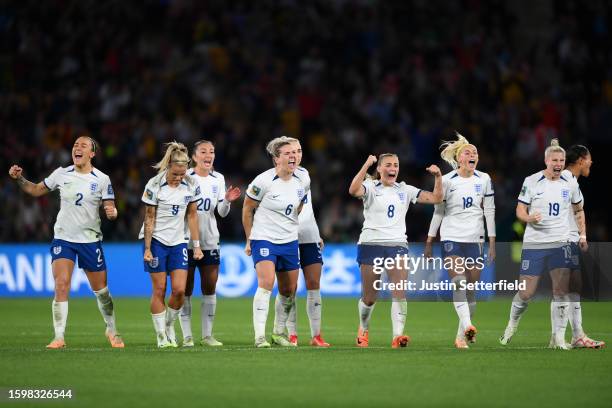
[579,235,587,240]
[192,240,201,248]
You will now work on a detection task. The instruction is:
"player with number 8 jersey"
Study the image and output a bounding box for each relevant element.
[139,142,204,348]
[349,153,443,348]
[8,136,124,349]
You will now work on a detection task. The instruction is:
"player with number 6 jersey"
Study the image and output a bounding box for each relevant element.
[139,142,204,348]
[349,153,443,348]
[8,136,124,349]
[242,136,309,348]
[425,133,496,349]
[500,139,584,350]
[178,140,241,347]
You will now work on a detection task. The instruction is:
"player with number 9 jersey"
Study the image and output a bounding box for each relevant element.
[140,142,204,348]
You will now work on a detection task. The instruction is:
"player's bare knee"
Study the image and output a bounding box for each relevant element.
[305,279,320,290]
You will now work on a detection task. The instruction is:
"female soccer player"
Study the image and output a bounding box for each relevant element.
[178,140,241,347]
[8,136,123,349]
[562,145,604,348]
[500,139,584,349]
[139,142,203,348]
[349,153,443,348]
[424,134,496,349]
[278,138,330,347]
[242,137,309,348]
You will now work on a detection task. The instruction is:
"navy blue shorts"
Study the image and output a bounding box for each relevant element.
[357,244,409,266]
[299,243,323,268]
[441,241,483,259]
[251,240,299,272]
[188,249,221,267]
[519,246,571,276]
[144,238,188,273]
[50,239,106,272]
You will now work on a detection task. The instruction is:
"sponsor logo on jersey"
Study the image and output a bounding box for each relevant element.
[107,184,114,195]
[90,182,98,192]
[520,185,527,196]
[521,260,530,270]
[250,185,261,196]
[53,246,62,255]
[149,257,159,268]
[260,248,270,257]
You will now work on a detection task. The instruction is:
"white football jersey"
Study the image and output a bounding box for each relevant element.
[139,171,202,246]
[358,179,420,244]
[562,169,582,243]
[295,166,321,244]
[246,168,309,244]
[518,170,582,246]
[183,170,227,250]
[44,166,114,243]
[438,170,495,242]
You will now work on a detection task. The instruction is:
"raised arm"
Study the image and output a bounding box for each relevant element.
[242,196,260,256]
[8,165,49,197]
[416,165,443,204]
[349,155,378,198]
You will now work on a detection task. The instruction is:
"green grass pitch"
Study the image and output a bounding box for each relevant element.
[0,298,611,407]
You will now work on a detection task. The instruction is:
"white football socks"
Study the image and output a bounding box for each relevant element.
[52,300,68,340]
[391,298,407,337]
[93,286,116,334]
[358,299,375,331]
[306,289,322,338]
[253,288,271,339]
[551,295,570,343]
[568,292,585,339]
[273,294,294,335]
[452,275,471,334]
[509,292,529,327]
[165,306,180,343]
[151,311,167,343]
[179,295,193,340]
[201,294,217,338]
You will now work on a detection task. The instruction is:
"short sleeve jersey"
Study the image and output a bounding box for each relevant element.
[44,166,115,243]
[138,171,202,246]
[358,179,420,244]
[439,170,494,242]
[246,168,309,244]
[518,171,582,244]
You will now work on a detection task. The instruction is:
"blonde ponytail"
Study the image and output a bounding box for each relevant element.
[544,138,565,160]
[154,141,190,173]
[440,132,472,169]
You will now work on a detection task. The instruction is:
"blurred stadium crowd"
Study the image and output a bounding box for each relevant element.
[1,0,611,243]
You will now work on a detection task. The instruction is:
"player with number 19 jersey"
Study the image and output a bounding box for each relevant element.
[518,171,582,248]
